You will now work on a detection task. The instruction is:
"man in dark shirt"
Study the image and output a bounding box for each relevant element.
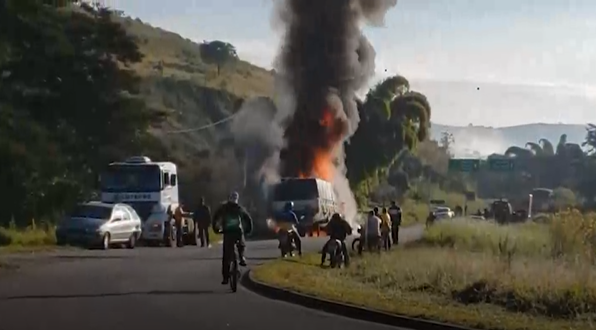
[388,201,402,245]
[193,197,212,248]
[321,213,352,266]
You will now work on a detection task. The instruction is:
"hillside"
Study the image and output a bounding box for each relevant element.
[116,16,274,162]
[431,123,587,158]
[121,17,588,162]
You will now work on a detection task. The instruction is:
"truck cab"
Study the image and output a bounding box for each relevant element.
[100,156,181,245]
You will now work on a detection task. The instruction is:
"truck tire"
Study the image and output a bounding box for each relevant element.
[165,224,176,247]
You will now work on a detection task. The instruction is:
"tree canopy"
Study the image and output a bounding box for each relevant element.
[0,0,165,224]
[345,75,431,201]
[199,40,239,76]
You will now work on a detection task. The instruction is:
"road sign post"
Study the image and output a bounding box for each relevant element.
[448,159,480,172]
[488,158,515,172]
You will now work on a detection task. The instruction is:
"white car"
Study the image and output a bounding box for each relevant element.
[55,201,142,250]
[433,207,454,219]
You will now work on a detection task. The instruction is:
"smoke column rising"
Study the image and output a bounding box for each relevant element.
[274,0,397,223]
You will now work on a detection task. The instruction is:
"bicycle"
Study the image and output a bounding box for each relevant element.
[227,247,241,292]
[219,231,243,293]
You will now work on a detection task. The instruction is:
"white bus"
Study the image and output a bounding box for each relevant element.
[270,177,341,237]
[100,156,179,244]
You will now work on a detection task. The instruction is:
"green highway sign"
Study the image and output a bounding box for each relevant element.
[448,159,480,172]
[488,158,515,171]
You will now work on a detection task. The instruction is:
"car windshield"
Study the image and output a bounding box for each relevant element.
[70,205,112,220]
[101,164,161,193]
[273,179,319,201]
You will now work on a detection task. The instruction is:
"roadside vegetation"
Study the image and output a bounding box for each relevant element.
[253,210,596,330]
[0,220,56,253]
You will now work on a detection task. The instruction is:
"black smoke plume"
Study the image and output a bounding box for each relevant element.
[274,0,397,221]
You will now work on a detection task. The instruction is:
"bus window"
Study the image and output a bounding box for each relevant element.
[163,172,170,186]
[273,179,318,201]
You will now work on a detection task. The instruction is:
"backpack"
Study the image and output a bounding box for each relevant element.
[223,214,243,231]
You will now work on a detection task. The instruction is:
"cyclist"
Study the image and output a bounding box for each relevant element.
[212,191,253,285]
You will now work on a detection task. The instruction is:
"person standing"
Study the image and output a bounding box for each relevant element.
[170,204,190,247]
[388,201,402,245]
[365,210,382,253]
[379,207,392,250]
[194,197,212,248]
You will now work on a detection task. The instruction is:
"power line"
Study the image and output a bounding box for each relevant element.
[164,112,237,134]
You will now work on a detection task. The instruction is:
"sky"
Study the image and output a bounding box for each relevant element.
[103,0,596,127]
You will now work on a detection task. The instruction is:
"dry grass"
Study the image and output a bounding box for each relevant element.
[253,210,596,330]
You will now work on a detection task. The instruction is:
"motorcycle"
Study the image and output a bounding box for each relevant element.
[278,227,297,257]
[351,225,362,255]
[324,237,345,268]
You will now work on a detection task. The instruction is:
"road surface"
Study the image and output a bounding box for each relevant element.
[0,225,424,330]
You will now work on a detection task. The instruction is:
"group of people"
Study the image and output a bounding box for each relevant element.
[168,192,254,286]
[169,193,404,283]
[362,201,403,253]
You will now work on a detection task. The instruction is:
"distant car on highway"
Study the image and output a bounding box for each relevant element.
[433,207,454,219]
[55,202,142,250]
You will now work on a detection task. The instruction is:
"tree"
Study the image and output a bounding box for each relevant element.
[199,40,239,77]
[439,131,454,155]
[583,123,596,155]
[0,1,165,224]
[346,75,431,196]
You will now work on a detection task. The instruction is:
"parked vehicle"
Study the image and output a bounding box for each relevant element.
[99,156,195,247]
[55,202,142,249]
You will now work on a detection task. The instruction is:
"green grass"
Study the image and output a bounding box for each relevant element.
[0,219,222,253]
[253,211,596,330]
[0,221,57,254]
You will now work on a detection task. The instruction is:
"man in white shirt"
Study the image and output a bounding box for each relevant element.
[365,210,382,253]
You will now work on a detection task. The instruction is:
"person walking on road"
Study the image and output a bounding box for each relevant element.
[388,201,402,245]
[379,207,392,250]
[194,197,212,248]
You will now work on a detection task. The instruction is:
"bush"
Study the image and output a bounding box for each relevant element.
[0,219,56,248]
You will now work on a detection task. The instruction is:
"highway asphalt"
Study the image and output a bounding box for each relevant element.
[0,225,424,330]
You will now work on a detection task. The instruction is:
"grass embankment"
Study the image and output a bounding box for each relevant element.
[0,219,222,253]
[253,211,596,330]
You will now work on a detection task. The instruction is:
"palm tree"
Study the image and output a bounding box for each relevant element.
[345,75,431,191]
[504,146,533,158]
[539,138,555,155]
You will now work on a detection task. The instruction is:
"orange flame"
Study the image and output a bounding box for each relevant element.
[311,107,340,181]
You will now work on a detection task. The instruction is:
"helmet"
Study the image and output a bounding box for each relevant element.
[284,201,294,211]
[228,191,239,204]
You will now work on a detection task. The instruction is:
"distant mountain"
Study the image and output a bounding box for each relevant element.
[429,123,587,158]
